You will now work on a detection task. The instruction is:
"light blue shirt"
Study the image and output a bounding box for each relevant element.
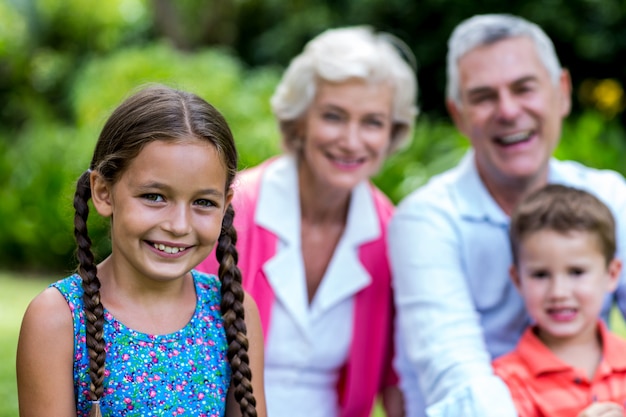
[389,150,626,417]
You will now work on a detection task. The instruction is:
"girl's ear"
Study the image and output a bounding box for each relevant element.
[223,188,234,215]
[90,171,113,218]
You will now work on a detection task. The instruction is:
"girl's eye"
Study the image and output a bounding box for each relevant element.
[195,199,216,208]
[143,193,164,202]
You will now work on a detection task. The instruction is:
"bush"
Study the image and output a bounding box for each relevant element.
[374,115,469,204]
[0,42,281,272]
[2,41,626,273]
[556,110,626,177]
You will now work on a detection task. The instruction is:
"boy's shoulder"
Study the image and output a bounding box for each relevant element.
[599,322,626,367]
[492,346,529,381]
[494,321,626,378]
[492,326,550,381]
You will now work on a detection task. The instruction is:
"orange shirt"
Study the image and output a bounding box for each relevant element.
[493,321,626,417]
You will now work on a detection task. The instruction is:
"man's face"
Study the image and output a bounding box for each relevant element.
[448,36,571,190]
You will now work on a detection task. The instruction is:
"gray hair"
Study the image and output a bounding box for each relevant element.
[271,26,419,153]
[446,14,562,105]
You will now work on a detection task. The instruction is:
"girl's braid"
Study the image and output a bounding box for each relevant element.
[216,204,257,417]
[73,170,106,417]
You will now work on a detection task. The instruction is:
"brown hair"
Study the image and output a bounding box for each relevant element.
[73,84,257,416]
[509,184,616,266]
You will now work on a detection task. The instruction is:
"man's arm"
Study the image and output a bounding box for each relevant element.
[388,198,517,417]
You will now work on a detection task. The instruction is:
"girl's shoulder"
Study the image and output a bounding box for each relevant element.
[49,274,83,307]
[50,273,82,290]
[191,268,220,284]
[191,269,222,300]
[24,284,76,325]
[19,283,76,357]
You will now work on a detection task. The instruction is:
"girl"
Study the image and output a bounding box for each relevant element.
[16,85,266,417]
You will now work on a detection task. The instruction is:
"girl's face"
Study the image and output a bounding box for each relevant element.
[297,78,395,194]
[91,139,233,283]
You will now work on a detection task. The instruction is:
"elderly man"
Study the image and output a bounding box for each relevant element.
[390,13,626,417]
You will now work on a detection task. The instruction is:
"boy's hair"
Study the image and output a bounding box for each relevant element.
[509,184,616,265]
[73,84,257,417]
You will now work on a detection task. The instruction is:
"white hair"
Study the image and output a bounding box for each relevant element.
[447,14,562,105]
[271,26,419,153]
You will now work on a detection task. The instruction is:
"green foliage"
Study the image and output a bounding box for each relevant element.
[3,0,626,273]
[556,110,626,176]
[35,0,149,52]
[69,41,282,168]
[374,116,469,203]
[0,0,151,128]
[0,272,55,417]
[0,1,29,58]
[0,42,282,272]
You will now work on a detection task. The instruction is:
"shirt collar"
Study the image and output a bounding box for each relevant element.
[255,155,301,243]
[312,178,377,313]
[450,150,509,226]
[596,320,626,373]
[255,155,376,324]
[255,155,380,246]
[450,151,571,226]
[547,157,577,184]
[517,326,572,376]
[518,321,626,377]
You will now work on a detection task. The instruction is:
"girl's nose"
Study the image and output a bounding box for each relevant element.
[164,205,192,236]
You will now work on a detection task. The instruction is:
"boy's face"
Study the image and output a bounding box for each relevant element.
[511,229,621,348]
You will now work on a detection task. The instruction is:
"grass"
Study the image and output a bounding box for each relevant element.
[0,272,54,417]
[1,272,625,417]
[610,302,626,337]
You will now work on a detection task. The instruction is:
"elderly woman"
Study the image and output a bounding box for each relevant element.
[198,26,418,417]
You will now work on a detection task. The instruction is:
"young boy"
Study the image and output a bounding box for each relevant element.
[493,184,626,417]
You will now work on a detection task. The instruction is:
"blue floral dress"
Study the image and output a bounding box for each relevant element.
[51,270,231,417]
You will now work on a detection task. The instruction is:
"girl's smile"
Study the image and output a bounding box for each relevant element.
[92,139,232,285]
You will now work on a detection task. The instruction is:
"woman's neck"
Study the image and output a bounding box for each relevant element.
[297,165,351,226]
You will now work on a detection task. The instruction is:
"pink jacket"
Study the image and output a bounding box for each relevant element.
[197,159,397,417]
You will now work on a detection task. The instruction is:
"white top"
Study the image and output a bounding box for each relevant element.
[389,150,626,417]
[257,156,380,417]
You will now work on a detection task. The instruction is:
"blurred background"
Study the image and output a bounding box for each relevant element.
[2,1,626,415]
[2,0,626,274]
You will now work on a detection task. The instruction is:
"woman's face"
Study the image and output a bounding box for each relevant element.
[297,78,394,193]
